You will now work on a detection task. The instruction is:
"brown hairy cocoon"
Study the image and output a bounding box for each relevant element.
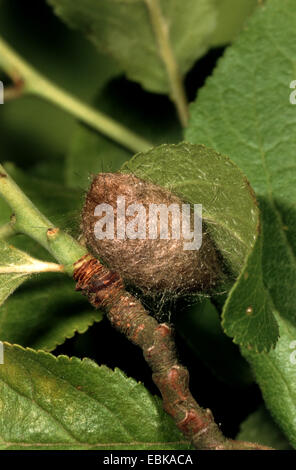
[82,173,222,296]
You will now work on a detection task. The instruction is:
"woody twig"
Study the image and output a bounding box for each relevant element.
[73,254,272,451]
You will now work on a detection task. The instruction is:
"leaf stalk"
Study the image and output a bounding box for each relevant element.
[0,36,152,153]
[145,0,189,127]
[0,164,87,274]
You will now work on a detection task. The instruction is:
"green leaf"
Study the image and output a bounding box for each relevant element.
[122,142,259,277]
[242,314,296,448]
[187,0,296,348]
[222,234,279,352]
[211,0,258,46]
[0,344,192,450]
[237,405,292,450]
[0,241,33,306]
[0,275,102,352]
[47,0,216,94]
[175,299,253,386]
[122,143,278,351]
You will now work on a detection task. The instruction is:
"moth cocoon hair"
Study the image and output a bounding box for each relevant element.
[82,172,223,297]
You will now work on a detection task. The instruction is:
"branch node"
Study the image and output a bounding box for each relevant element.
[47,227,60,240]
